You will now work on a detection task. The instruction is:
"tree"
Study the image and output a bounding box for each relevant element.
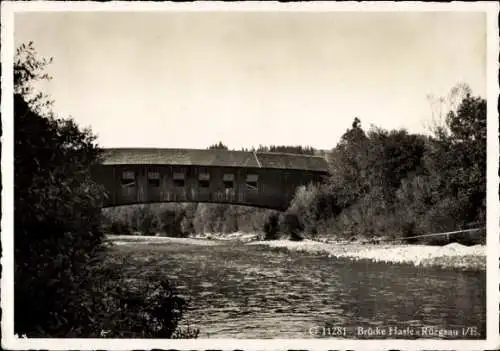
[364,128,427,204]
[425,82,472,137]
[328,117,369,208]
[14,43,198,338]
[14,45,105,335]
[395,90,486,236]
[14,41,54,115]
[256,144,315,155]
[442,93,486,224]
[207,141,229,150]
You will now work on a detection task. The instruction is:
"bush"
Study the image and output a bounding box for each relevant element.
[32,255,200,338]
[263,212,280,240]
[400,221,419,244]
[79,262,199,338]
[160,208,186,237]
[282,213,304,241]
[106,219,132,235]
[287,185,319,235]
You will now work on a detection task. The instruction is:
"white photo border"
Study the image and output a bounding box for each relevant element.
[1,1,499,350]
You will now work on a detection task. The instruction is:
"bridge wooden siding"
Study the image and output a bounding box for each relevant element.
[94,148,329,210]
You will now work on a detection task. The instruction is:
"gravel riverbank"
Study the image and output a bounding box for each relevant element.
[106,234,218,246]
[106,234,486,271]
[249,239,486,271]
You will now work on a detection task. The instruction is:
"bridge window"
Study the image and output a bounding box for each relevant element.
[148,171,160,187]
[121,170,135,187]
[198,173,210,188]
[246,174,258,190]
[223,174,234,189]
[173,172,185,187]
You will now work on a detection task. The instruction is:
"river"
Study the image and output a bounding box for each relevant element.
[115,240,486,339]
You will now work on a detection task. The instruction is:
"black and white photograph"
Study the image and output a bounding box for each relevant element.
[1,1,499,350]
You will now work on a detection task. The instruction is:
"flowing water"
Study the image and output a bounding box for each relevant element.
[117,240,486,339]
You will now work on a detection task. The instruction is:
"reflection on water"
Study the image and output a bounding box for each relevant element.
[121,242,486,339]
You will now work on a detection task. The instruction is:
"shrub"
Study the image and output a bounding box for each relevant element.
[42,256,200,338]
[401,221,419,244]
[263,212,280,240]
[160,208,187,237]
[86,269,199,338]
[282,213,304,241]
[110,220,132,235]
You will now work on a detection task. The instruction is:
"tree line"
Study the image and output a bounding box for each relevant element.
[208,140,316,155]
[286,100,486,245]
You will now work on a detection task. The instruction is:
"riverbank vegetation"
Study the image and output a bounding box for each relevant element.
[104,85,486,246]
[14,43,197,338]
[287,92,486,245]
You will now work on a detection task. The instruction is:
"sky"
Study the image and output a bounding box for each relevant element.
[14,11,486,150]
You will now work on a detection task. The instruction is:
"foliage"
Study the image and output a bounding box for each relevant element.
[207,141,229,150]
[103,204,188,236]
[14,41,54,115]
[285,89,486,244]
[240,144,316,155]
[76,261,199,338]
[14,43,197,338]
[425,82,473,137]
[263,212,280,240]
[282,213,304,241]
[103,203,276,237]
[15,85,106,336]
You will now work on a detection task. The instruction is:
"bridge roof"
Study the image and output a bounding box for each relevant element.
[100,148,329,172]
